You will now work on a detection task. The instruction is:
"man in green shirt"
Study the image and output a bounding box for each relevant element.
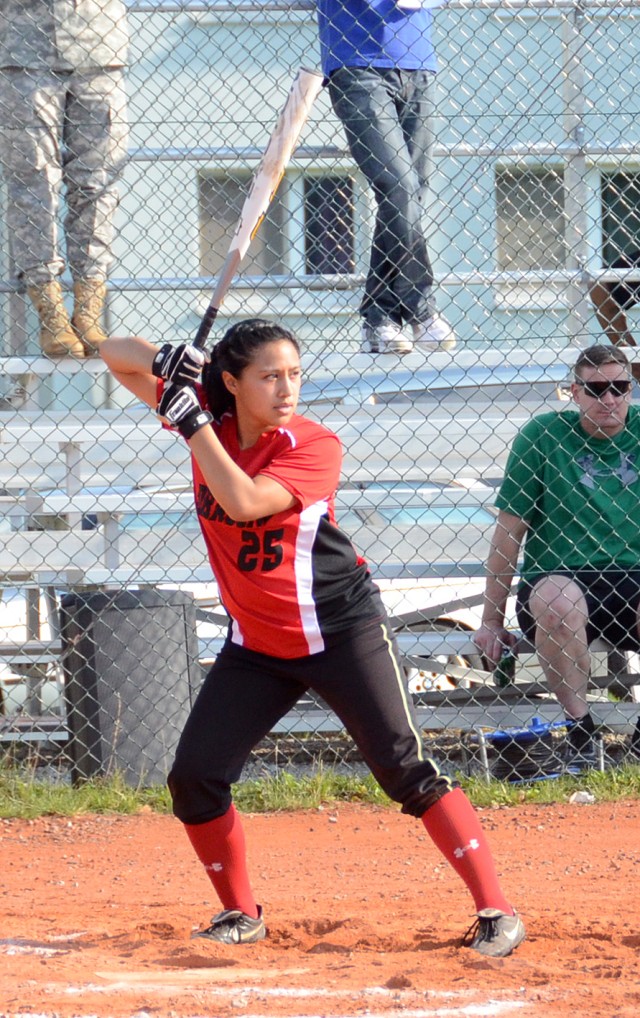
[474,344,640,768]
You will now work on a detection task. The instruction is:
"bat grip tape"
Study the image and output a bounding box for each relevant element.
[194,305,218,349]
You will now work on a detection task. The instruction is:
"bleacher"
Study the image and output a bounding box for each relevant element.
[2,361,640,755]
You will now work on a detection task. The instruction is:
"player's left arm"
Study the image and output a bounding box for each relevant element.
[190,418,340,521]
[189,426,299,519]
[154,382,339,520]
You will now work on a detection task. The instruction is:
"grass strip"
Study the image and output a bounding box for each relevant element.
[1,762,640,819]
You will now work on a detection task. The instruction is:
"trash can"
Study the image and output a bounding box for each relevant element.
[60,588,201,787]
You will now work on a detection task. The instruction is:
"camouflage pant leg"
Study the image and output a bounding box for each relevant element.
[0,68,67,284]
[62,68,129,281]
[0,67,128,285]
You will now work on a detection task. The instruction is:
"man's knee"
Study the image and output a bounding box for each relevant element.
[530,575,587,637]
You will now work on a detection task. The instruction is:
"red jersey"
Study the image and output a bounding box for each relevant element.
[191,411,381,657]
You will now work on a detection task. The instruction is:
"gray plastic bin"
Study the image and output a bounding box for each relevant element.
[60,588,200,786]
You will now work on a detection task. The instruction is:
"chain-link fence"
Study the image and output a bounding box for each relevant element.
[1,0,640,786]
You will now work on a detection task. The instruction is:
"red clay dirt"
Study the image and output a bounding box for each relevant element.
[1,800,639,1018]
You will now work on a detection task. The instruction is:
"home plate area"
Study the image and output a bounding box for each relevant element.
[1,805,640,1017]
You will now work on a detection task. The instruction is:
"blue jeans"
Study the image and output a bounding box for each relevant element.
[328,66,435,328]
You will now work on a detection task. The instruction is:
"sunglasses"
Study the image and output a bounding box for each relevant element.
[575,380,632,398]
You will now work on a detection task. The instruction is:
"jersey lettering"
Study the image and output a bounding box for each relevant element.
[211,502,235,525]
[195,483,271,529]
[195,483,215,520]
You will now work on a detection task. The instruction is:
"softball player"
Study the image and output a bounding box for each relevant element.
[101,320,525,958]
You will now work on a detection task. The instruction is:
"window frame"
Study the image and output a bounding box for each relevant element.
[198,161,367,285]
[493,159,569,311]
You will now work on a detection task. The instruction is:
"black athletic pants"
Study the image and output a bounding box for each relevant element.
[168,616,453,824]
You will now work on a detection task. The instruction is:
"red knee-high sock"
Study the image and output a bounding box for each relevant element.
[184,805,259,918]
[421,787,513,913]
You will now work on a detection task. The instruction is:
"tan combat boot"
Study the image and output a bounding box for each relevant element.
[72,279,108,355]
[27,281,85,358]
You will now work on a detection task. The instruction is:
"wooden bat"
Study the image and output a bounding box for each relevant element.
[193,67,324,349]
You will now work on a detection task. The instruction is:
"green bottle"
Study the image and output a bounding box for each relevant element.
[495,647,517,688]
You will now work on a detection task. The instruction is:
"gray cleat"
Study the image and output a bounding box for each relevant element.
[463,908,526,957]
[192,906,266,944]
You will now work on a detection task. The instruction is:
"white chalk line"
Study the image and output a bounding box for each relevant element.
[203,1008,526,1018]
[0,943,64,957]
[2,941,534,1017]
[56,981,530,1018]
[3,1005,526,1018]
[0,934,87,957]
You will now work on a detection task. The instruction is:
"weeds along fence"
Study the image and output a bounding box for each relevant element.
[1,0,640,785]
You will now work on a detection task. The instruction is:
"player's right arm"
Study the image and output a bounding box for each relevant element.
[100,336,208,406]
[102,338,333,522]
[100,335,160,407]
[474,509,528,667]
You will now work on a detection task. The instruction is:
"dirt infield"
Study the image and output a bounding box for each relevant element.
[1,800,639,1018]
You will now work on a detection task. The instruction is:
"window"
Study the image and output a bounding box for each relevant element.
[198,169,356,279]
[198,170,287,277]
[601,172,640,265]
[304,175,355,274]
[495,167,566,271]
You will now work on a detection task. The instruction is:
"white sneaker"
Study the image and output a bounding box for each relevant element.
[360,321,413,355]
[412,314,457,351]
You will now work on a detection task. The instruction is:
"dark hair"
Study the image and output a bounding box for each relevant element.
[203,318,300,419]
[574,343,630,379]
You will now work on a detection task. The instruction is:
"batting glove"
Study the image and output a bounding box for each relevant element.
[156,384,213,440]
[151,343,208,386]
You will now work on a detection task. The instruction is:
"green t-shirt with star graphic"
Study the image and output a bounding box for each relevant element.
[495,405,640,581]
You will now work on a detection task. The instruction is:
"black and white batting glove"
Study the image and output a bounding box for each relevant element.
[151,343,208,386]
[156,384,213,440]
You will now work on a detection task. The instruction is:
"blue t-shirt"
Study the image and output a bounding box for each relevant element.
[316,1,437,76]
